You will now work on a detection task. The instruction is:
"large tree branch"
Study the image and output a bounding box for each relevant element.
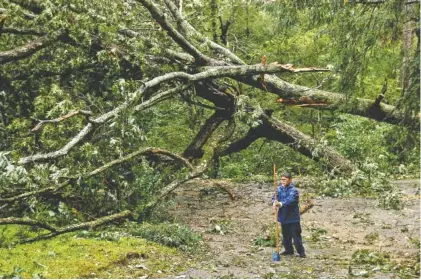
[218,110,356,174]
[236,74,418,125]
[260,113,356,174]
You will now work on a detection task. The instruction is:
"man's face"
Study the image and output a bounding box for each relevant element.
[280,176,291,186]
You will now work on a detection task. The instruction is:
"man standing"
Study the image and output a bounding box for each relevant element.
[272,172,306,258]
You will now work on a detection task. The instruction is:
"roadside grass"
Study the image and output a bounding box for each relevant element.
[0,224,195,278]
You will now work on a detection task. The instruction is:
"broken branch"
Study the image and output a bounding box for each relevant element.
[30,110,93,132]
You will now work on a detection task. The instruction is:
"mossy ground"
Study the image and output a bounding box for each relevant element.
[0,225,192,279]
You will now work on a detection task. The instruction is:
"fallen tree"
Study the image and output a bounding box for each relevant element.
[0,0,418,241]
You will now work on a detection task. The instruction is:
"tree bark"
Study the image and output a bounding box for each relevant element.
[183,111,229,159]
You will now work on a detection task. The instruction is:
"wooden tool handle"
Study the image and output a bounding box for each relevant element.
[273,163,280,254]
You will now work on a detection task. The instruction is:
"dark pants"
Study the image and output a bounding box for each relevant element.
[281,222,305,255]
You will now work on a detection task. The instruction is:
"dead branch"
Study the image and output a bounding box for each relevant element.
[30,110,93,132]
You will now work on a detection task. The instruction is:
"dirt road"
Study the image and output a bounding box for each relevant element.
[168,179,420,278]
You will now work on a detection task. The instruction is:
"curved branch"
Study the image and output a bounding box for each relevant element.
[143,163,208,210]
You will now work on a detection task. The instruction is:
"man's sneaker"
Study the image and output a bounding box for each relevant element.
[279,251,294,256]
[298,254,306,258]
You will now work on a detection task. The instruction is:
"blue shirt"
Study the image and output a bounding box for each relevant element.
[272,183,300,224]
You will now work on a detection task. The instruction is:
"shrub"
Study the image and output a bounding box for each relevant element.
[123,221,203,252]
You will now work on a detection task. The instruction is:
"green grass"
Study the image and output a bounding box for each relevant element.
[0,225,192,278]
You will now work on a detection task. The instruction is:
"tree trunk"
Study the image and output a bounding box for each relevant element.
[217,112,356,174]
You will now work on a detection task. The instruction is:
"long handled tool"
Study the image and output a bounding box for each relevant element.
[273,162,280,261]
